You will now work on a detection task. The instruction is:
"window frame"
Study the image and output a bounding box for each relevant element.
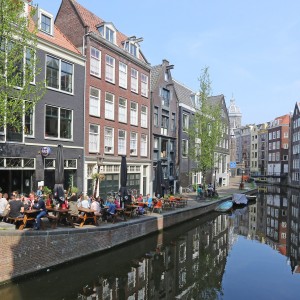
[141,73,148,97]
[118,129,126,155]
[119,62,127,89]
[130,102,138,126]
[46,55,74,94]
[105,54,115,83]
[89,87,100,117]
[104,126,114,154]
[45,105,73,141]
[105,92,115,120]
[118,97,127,123]
[90,47,101,78]
[131,68,138,93]
[89,123,100,153]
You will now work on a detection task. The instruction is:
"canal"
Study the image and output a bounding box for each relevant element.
[1,185,300,299]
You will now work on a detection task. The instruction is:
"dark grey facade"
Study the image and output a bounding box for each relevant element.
[0,8,85,195]
[150,60,178,194]
[173,79,196,188]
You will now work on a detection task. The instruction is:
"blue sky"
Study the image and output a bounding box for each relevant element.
[36,0,300,125]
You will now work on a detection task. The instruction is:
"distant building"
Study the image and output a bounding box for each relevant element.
[289,102,300,186]
[267,114,290,184]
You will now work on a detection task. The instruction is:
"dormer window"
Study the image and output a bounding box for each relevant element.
[125,42,137,57]
[123,37,143,58]
[97,23,116,44]
[38,9,54,36]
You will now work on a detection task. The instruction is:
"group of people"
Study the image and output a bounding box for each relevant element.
[0,190,47,230]
[0,187,159,229]
[197,183,218,198]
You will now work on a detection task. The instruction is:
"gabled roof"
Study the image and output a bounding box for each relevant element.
[69,0,148,63]
[37,25,81,54]
[150,64,163,91]
[29,5,80,55]
[173,79,195,108]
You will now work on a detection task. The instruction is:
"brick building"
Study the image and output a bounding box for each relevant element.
[55,0,152,197]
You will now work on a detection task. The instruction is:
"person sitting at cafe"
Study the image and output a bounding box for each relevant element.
[78,195,90,209]
[107,199,116,222]
[68,195,80,219]
[91,197,101,217]
[32,195,47,230]
[137,194,143,203]
[146,194,153,208]
[0,193,8,221]
[6,194,24,219]
[21,194,31,210]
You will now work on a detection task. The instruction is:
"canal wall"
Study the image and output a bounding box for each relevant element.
[0,201,219,284]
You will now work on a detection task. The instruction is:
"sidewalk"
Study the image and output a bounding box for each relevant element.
[181,176,254,207]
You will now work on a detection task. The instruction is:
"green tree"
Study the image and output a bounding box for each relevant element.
[0,0,45,133]
[188,67,223,186]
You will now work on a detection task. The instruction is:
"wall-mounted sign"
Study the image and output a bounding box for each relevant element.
[41,146,51,157]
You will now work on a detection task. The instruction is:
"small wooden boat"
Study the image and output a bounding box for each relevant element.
[215,200,233,212]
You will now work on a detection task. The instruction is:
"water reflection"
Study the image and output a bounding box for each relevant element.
[1,185,300,299]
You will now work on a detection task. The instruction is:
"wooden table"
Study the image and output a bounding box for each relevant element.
[8,209,39,230]
[124,204,139,218]
[77,207,98,227]
[46,207,74,228]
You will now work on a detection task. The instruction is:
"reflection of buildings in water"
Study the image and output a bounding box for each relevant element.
[287,191,300,273]
[75,214,231,299]
[265,193,287,256]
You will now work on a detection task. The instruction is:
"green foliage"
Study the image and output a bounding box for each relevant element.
[0,0,45,131]
[188,67,223,182]
[43,186,51,195]
[70,186,79,194]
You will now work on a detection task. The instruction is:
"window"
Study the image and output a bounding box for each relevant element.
[182,140,188,157]
[45,106,72,140]
[161,111,169,135]
[89,87,100,117]
[171,113,176,131]
[104,127,114,154]
[130,102,138,126]
[130,132,137,155]
[141,105,147,128]
[125,42,138,57]
[154,107,158,127]
[105,92,114,120]
[24,102,34,137]
[119,62,127,89]
[98,24,116,44]
[39,11,53,35]
[89,124,99,153]
[118,97,127,123]
[118,130,126,155]
[90,47,101,77]
[105,55,115,83]
[141,134,147,156]
[154,137,158,149]
[131,68,138,93]
[141,73,148,97]
[46,55,73,93]
[183,114,189,131]
[284,132,289,138]
[161,88,170,107]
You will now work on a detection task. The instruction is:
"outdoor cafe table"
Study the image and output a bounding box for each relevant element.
[46,206,75,228]
[10,209,39,230]
[124,204,139,218]
[77,207,98,227]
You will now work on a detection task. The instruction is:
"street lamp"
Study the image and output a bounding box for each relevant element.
[239,160,244,190]
[93,153,104,198]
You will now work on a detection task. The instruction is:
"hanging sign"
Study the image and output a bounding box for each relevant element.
[41,146,51,157]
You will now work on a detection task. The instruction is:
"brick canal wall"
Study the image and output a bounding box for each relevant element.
[0,202,218,284]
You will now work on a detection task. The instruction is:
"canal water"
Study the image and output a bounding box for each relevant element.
[1,185,300,300]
